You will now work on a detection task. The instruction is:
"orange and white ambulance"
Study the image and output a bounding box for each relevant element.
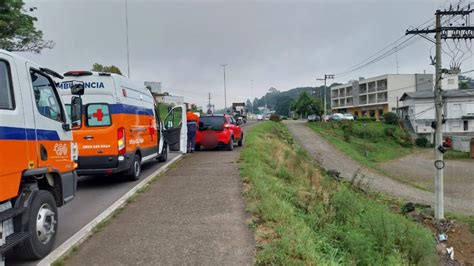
[0,49,82,260]
[58,71,185,181]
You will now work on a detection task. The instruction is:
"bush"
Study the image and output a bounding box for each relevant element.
[340,121,353,142]
[358,117,376,123]
[396,132,413,148]
[384,127,394,137]
[383,112,399,125]
[270,114,281,122]
[415,136,429,147]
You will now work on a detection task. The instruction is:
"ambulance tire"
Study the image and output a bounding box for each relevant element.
[126,154,141,181]
[19,190,58,260]
[227,136,234,151]
[158,143,168,162]
[238,134,243,146]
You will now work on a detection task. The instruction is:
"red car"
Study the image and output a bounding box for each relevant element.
[196,114,243,151]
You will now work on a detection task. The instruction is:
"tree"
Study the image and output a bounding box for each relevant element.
[92,63,123,75]
[0,1,54,53]
[459,81,470,90]
[291,91,323,118]
[245,99,253,113]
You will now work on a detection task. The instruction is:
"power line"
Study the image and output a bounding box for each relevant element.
[334,2,472,80]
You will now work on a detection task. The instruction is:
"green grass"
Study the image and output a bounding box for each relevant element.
[444,150,471,160]
[308,122,413,168]
[446,213,474,233]
[241,121,436,265]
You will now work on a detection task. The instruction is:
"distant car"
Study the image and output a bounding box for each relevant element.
[307,114,321,122]
[257,114,264,121]
[329,113,344,121]
[196,114,243,151]
[342,113,354,121]
[236,116,245,125]
[443,137,452,148]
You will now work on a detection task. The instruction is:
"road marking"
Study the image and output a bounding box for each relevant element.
[37,154,183,266]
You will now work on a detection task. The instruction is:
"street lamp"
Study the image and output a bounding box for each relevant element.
[221,64,227,112]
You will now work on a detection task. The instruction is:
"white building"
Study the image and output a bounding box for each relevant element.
[400,89,474,136]
[331,74,458,119]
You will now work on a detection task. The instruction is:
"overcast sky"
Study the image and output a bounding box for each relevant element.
[21,0,473,109]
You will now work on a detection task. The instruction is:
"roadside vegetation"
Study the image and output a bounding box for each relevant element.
[308,120,413,169]
[240,122,435,265]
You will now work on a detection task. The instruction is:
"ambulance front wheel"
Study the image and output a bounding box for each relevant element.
[19,190,58,260]
[126,154,141,181]
[158,143,168,162]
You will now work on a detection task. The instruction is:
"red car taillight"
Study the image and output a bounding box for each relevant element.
[117,127,126,155]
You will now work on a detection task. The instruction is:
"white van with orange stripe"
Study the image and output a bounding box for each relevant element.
[58,71,182,181]
[0,50,83,261]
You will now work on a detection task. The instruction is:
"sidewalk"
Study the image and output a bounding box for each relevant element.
[66,149,255,265]
[284,120,474,215]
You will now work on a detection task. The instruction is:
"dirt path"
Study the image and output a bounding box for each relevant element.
[66,128,256,265]
[285,120,474,215]
[379,150,474,203]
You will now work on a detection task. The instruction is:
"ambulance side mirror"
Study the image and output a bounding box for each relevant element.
[71,81,85,96]
[71,96,82,130]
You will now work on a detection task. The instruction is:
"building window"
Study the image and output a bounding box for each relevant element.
[378,110,384,117]
[370,110,375,118]
[464,120,468,131]
[354,111,359,117]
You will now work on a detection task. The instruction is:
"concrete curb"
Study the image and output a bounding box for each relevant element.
[38,154,184,266]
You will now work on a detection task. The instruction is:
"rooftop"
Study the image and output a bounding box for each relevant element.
[400,89,474,101]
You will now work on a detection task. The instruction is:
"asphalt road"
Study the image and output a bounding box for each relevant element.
[7,152,179,266]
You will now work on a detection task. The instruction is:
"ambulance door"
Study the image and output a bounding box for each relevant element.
[162,105,187,153]
[28,67,72,173]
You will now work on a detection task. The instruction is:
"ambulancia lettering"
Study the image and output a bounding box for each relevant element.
[59,81,105,89]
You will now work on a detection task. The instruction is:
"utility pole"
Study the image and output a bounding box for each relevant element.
[251,80,254,114]
[207,92,212,114]
[125,0,130,78]
[396,96,399,118]
[406,6,474,221]
[221,64,228,113]
[395,45,400,74]
[317,74,334,116]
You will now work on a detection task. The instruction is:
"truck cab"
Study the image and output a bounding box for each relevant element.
[0,50,82,261]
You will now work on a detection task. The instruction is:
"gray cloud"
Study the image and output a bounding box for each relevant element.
[21,0,472,108]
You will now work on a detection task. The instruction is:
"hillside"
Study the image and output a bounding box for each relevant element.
[249,83,341,115]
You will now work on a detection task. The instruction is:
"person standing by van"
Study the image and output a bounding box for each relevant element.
[186,111,199,153]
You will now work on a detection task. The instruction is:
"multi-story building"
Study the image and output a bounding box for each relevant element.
[331,74,458,119]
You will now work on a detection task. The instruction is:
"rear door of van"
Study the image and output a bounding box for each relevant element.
[59,75,118,170]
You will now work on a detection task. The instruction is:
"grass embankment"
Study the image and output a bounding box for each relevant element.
[308,121,413,169]
[241,122,435,265]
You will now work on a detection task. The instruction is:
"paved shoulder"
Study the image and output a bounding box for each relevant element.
[67,149,255,265]
[285,120,474,215]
